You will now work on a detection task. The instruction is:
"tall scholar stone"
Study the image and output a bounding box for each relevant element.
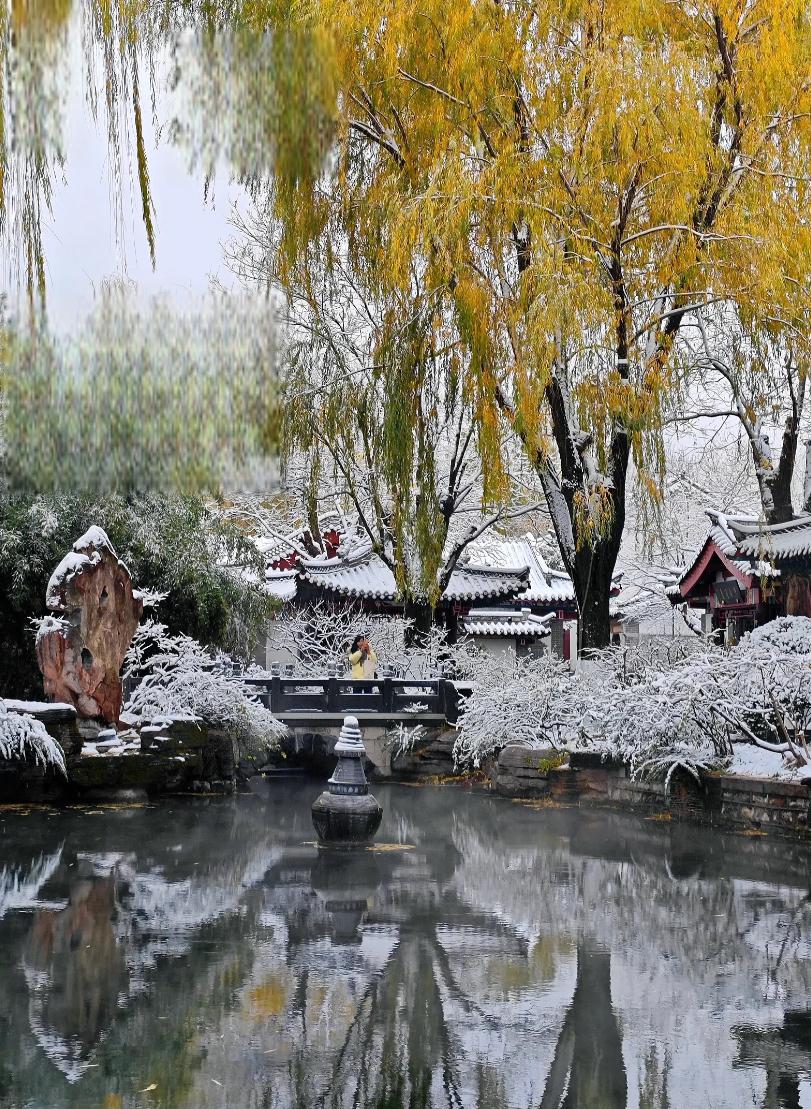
[36,527,144,725]
[312,716,383,845]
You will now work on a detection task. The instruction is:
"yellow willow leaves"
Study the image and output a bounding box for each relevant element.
[11,0,72,34]
[249,976,288,1018]
[573,483,616,548]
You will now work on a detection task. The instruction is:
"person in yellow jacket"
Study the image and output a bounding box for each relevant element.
[347,634,377,679]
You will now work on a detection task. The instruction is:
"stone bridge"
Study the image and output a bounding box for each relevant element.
[244,675,463,775]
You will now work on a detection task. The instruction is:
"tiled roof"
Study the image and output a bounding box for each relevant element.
[468,534,576,605]
[443,562,530,601]
[462,608,554,638]
[734,514,811,560]
[296,544,529,603]
[675,511,780,596]
[301,551,399,601]
[264,568,299,602]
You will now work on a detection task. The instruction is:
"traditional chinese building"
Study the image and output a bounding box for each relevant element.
[264,536,532,634]
[261,530,596,663]
[670,511,811,642]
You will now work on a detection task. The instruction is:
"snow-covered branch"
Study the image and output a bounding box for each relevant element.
[454,617,811,781]
[0,703,67,776]
[123,621,285,758]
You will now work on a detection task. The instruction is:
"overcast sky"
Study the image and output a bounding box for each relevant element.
[23,21,249,333]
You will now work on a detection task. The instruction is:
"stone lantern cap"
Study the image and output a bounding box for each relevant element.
[328,716,370,797]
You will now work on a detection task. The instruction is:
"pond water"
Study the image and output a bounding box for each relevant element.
[1,782,811,1109]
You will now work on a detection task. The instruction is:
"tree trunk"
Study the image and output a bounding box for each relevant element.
[539,380,629,656]
[403,597,434,648]
[763,415,800,524]
[540,942,627,1108]
[572,543,619,655]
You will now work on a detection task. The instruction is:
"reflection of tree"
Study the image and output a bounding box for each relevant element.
[4,785,811,1107]
[540,944,626,1109]
[735,1010,811,1109]
[257,841,560,1109]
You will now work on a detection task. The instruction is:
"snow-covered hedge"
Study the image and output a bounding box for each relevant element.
[0,702,67,775]
[123,622,285,759]
[454,617,811,784]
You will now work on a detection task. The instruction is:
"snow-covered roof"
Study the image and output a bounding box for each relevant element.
[442,562,530,602]
[276,542,530,605]
[675,511,776,598]
[301,550,399,600]
[672,509,808,601]
[734,514,811,560]
[467,534,576,606]
[264,567,300,602]
[462,608,554,638]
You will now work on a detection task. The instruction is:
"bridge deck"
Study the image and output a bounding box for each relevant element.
[275,711,447,727]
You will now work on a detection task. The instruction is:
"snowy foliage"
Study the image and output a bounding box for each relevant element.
[123,621,285,758]
[0,492,275,698]
[454,617,811,782]
[453,653,577,769]
[0,702,66,775]
[266,600,483,679]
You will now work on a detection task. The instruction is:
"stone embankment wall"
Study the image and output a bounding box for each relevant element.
[0,705,250,803]
[495,745,811,837]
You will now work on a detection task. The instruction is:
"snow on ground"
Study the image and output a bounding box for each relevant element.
[726,743,809,781]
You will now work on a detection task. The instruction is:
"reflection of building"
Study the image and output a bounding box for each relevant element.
[669,511,811,641]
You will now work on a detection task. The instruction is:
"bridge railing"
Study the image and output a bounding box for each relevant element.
[243,675,461,721]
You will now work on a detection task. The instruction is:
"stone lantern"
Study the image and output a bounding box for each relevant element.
[311,716,383,844]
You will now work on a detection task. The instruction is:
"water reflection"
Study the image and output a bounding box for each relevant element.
[0,785,811,1107]
[25,871,126,1082]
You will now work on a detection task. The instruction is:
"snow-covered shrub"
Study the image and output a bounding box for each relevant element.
[453,617,811,783]
[453,653,582,768]
[123,621,285,759]
[0,702,66,775]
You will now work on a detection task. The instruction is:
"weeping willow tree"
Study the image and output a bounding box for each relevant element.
[0,0,335,317]
[241,0,811,651]
[0,5,292,494]
[4,0,811,648]
[0,0,161,315]
[230,206,543,630]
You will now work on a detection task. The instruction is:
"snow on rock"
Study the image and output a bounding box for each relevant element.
[45,527,121,612]
[3,699,76,718]
[45,551,100,611]
[72,526,117,557]
[39,527,145,724]
[34,615,68,646]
